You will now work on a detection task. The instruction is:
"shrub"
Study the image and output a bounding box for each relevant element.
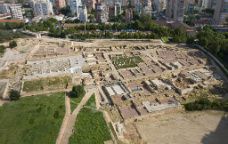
[9,90,21,101]
[184,98,228,112]
[9,40,17,48]
[70,85,85,98]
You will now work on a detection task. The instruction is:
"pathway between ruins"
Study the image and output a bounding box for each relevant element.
[56,88,96,144]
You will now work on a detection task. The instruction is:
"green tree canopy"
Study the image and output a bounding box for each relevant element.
[70,85,86,98]
[9,40,17,48]
[9,90,21,101]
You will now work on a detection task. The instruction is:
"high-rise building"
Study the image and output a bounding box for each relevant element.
[9,4,23,20]
[68,0,82,16]
[56,0,66,9]
[32,0,54,16]
[124,8,133,22]
[114,0,122,16]
[143,0,152,16]
[95,2,109,23]
[166,0,184,22]
[0,3,10,14]
[135,0,143,15]
[213,0,228,24]
[79,5,88,22]
[83,0,96,11]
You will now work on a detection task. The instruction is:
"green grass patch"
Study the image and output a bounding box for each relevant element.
[112,56,143,69]
[23,76,71,92]
[0,30,27,43]
[161,36,169,43]
[70,95,84,111]
[184,98,228,112]
[0,92,65,144]
[85,94,96,108]
[69,95,112,144]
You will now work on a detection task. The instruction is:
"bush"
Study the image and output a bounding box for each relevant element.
[9,90,21,101]
[9,40,17,48]
[0,45,5,55]
[70,85,85,98]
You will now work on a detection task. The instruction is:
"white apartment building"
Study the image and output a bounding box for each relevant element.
[33,0,54,16]
[79,5,88,22]
[166,0,184,22]
[0,3,10,14]
[9,4,23,19]
[213,0,228,24]
[68,0,82,17]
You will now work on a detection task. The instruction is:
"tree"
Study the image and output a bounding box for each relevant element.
[60,6,71,16]
[9,90,21,101]
[70,85,85,98]
[9,40,17,48]
[186,36,195,45]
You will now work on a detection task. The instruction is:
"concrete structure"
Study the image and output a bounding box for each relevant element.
[25,55,85,78]
[33,0,54,16]
[9,4,23,20]
[103,83,126,97]
[166,0,184,22]
[143,99,178,113]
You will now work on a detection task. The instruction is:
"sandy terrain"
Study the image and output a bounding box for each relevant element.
[135,111,228,144]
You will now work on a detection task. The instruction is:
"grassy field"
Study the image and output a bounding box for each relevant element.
[112,56,143,69]
[0,30,27,43]
[0,92,65,144]
[69,95,112,144]
[23,76,71,92]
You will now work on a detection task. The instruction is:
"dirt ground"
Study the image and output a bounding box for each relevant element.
[134,111,228,144]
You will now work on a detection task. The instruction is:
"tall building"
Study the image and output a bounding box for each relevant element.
[166,0,184,22]
[68,0,82,16]
[143,0,152,16]
[0,3,10,14]
[135,0,143,15]
[213,0,228,24]
[9,4,23,20]
[95,2,109,23]
[200,0,216,9]
[124,8,133,22]
[114,0,122,16]
[84,0,96,11]
[79,5,88,22]
[56,0,66,9]
[32,0,54,16]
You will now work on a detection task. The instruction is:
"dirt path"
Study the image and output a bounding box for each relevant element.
[55,94,71,144]
[56,88,96,144]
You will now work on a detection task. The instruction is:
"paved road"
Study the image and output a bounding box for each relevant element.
[56,88,96,144]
